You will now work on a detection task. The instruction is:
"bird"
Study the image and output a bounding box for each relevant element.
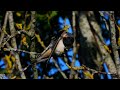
[22,26,74,71]
[33,31,74,64]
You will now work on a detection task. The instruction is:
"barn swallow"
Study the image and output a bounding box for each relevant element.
[34,31,74,63]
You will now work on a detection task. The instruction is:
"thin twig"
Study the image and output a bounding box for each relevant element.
[52,57,68,79]
[1,30,29,48]
[23,11,28,30]
[3,47,39,55]
[69,11,78,79]
[66,63,118,77]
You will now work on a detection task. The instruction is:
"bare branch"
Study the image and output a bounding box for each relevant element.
[3,47,39,55]
[1,30,30,48]
[52,57,68,79]
[109,11,120,78]
[88,11,118,79]
[30,11,38,79]
[8,11,26,79]
[69,11,78,79]
[66,63,118,78]
[0,11,9,49]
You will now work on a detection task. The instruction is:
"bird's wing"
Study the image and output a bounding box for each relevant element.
[35,39,56,63]
[33,31,67,64]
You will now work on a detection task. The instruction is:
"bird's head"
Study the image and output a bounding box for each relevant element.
[55,32,74,55]
[62,32,74,50]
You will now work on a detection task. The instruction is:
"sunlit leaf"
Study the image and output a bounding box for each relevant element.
[25,24,31,30]
[16,12,21,17]
[116,24,120,32]
[4,55,12,69]
[35,34,46,49]
[50,11,57,19]
[103,44,111,53]
[15,23,23,30]
[26,14,30,17]
[118,37,120,46]
[83,71,94,79]
[21,36,29,48]
[11,56,16,62]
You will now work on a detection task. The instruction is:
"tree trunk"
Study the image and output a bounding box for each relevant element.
[78,11,117,77]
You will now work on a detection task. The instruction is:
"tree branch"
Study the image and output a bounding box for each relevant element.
[69,11,78,79]
[52,57,68,79]
[0,11,9,49]
[30,11,38,79]
[8,11,26,79]
[87,11,117,76]
[109,11,120,78]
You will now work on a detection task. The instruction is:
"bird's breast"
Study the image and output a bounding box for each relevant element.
[55,39,65,55]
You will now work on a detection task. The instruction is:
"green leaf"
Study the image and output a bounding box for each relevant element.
[50,11,58,19]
